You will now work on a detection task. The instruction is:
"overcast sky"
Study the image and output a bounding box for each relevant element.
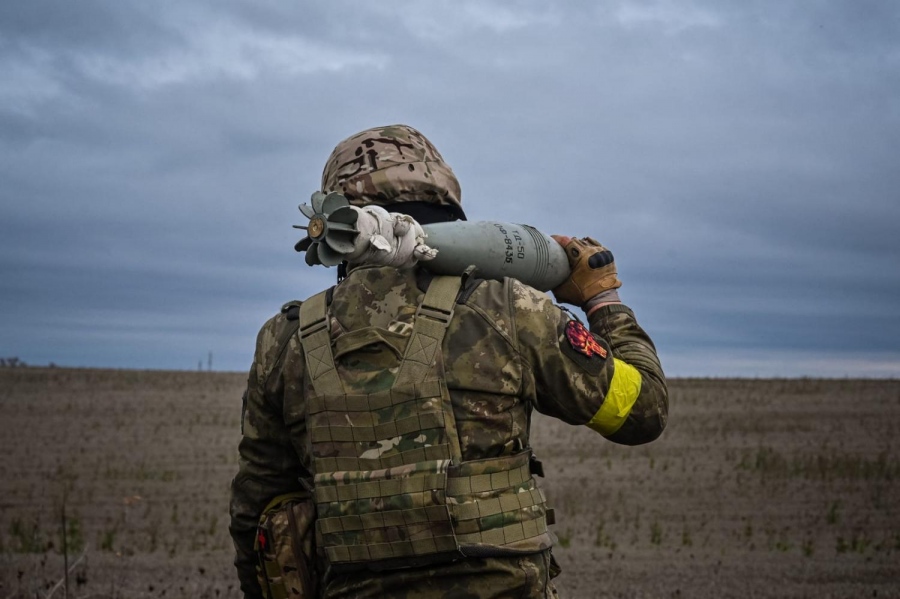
[1,1,898,377]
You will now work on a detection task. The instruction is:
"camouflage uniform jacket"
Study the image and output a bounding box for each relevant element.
[230,266,668,598]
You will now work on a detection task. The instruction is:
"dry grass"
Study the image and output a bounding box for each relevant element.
[1,370,898,598]
[534,378,900,598]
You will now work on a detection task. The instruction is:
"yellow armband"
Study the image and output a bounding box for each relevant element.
[586,358,642,436]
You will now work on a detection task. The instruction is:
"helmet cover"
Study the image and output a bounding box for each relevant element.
[321,124,462,211]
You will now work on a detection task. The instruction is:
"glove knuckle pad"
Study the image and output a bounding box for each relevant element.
[588,251,613,269]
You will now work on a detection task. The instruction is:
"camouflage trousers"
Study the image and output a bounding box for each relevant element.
[320,550,561,599]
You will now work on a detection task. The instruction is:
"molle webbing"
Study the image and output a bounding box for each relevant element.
[298,275,552,568]
[307,380,452,474]
[313,453,550,564]
[447,451,550,550]
[315,459,458,564]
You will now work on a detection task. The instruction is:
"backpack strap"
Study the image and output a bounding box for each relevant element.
[298,290,344,396]
[392,275,461,388]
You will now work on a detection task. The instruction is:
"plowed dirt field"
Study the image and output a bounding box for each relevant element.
[1,369,898,598]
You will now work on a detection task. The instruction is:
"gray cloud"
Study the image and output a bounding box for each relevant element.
[1,1,898,375]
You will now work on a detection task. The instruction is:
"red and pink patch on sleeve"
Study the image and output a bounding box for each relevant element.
[565,321,608,359]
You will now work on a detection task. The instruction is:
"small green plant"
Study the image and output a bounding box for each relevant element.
[594,522,616,550]
[557,528,572,548]
[681,526,693,547]
[9,518,45,553]
[836,536,849,554]
[826,501,841,525]
[849,532,871,554]
[100,528,117,552]
[207,515,219,536]
[801,539,814,557]
[168,538,179,557]
[61,513,85,554]
[650,521,663,545]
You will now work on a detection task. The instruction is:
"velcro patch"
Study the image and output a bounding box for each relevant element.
[565,321,608,359]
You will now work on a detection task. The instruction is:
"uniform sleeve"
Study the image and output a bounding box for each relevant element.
[229,315,305,598]
[511,280,667,445]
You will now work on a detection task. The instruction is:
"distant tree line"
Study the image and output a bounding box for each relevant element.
[1,358,58,368]
[1,357,27,367]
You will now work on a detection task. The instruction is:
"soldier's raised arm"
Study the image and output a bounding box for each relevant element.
[513,236,668,445]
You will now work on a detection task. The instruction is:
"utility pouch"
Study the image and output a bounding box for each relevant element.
[255,491,316,599]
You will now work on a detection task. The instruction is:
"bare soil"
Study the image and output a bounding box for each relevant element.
[1,369,898,598]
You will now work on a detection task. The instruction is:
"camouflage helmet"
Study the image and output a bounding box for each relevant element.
[321,125,463,217]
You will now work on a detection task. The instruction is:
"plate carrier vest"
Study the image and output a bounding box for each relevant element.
[298,275,554,570]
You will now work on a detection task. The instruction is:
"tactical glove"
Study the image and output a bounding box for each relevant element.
[551,236,622,308]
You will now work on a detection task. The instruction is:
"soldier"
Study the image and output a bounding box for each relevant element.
[230,124,668,598]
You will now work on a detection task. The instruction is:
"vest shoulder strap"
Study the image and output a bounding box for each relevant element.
[298,290,344,396]
[393,275,462,388]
